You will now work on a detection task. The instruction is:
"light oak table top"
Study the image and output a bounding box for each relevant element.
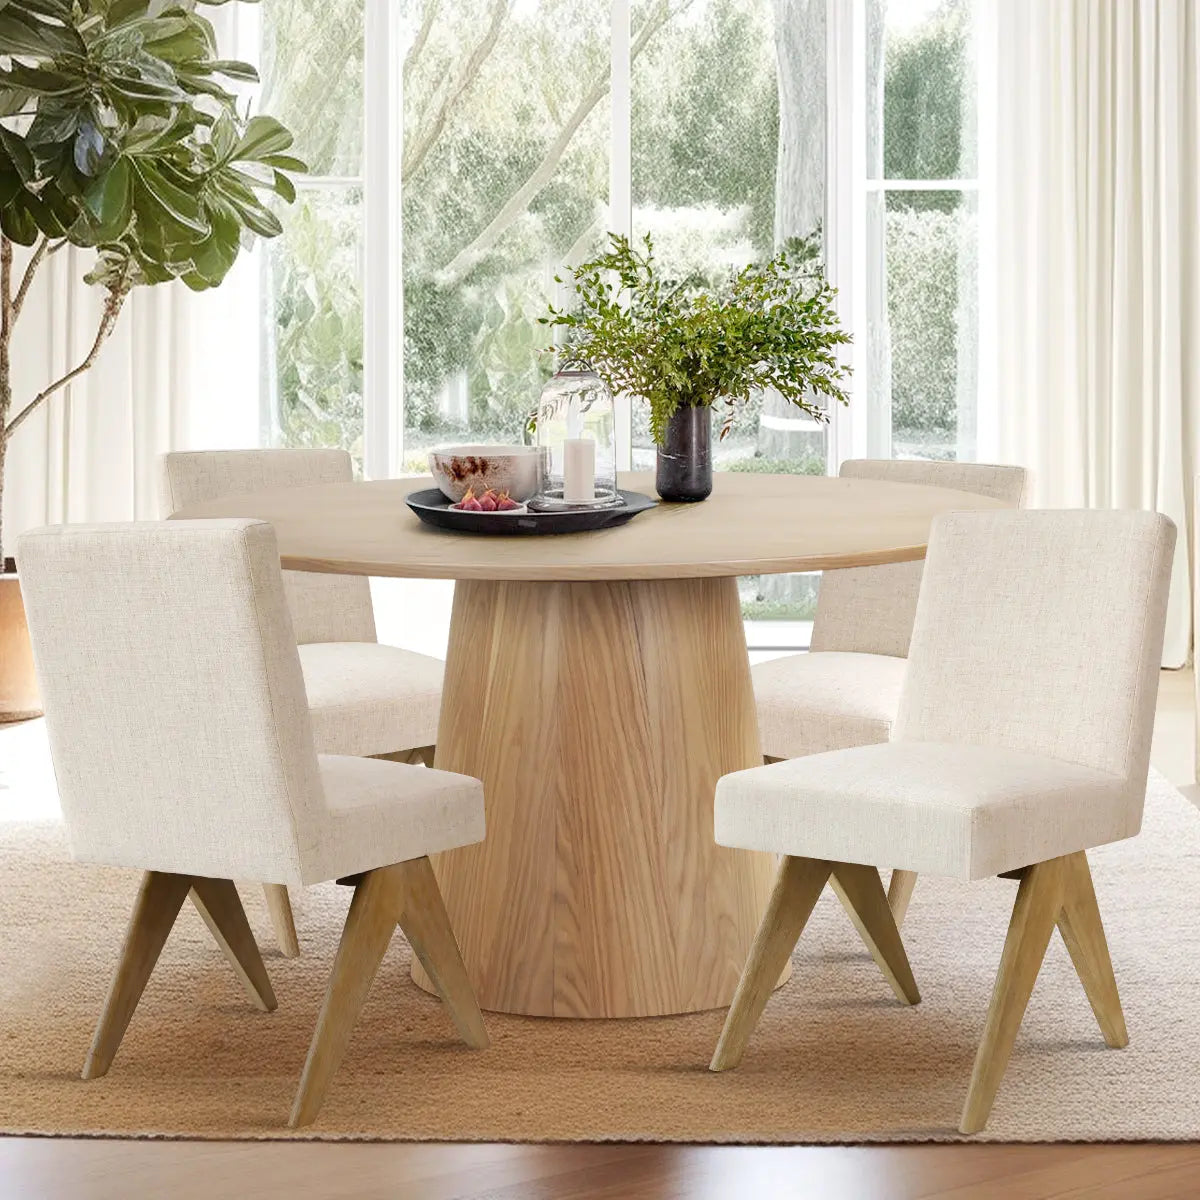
[173,470,1007,582]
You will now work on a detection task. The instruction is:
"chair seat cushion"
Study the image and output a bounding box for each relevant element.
[752,651,907,759]
[298,642,444,758]
[305,755,485,883]
[714,741,1135,881]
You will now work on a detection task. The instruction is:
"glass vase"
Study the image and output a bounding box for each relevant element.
[530,369,620,511]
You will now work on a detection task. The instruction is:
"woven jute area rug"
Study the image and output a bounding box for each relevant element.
[1,771,1198,1143]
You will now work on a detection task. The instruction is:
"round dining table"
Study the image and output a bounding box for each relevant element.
[177,469,1004,1019]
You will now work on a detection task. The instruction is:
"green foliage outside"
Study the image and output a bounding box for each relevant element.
[262,0,970,476]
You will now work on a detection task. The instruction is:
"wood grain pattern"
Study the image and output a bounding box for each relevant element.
[412,575,783,1017]
[171,472,1005,583]
[7,1140,1200,1200]
[960,857,1066,1134]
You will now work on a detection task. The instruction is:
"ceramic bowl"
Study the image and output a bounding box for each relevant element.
[428,445,545,503]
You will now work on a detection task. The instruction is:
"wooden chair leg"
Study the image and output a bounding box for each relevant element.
[83,871,192,1080]
[263,884,300,958]
[710,856,832,1072]
[395,856,489,1050]
[887,869,919,927]
[289,864,407,1128]
[960,856,1066,1134]
[1057,851,1128,1048]
[829,863,920,1005]
[190,879,277,1012]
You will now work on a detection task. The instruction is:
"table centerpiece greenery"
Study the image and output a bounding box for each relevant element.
[539,231,852,500]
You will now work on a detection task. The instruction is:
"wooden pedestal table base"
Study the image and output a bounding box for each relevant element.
[411,575,785,1018]
[173,471,1005,1018]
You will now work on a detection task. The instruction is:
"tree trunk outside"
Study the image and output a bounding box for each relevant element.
[759,0,825,465]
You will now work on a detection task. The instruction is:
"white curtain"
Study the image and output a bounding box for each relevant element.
[984,0,1200,666]
[1,6,261,551]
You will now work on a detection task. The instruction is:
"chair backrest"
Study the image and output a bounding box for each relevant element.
[896,509,1175,793]
[17,520,325,885]
[159,449,375,645]
[810,459,1028,657]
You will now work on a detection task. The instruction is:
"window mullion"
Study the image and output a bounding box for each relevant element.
[610,0,633,470]
[363,1,403,479]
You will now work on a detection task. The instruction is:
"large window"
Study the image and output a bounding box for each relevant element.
[260,0,366,469]
[862,0,978,461]
[255,0,979,639]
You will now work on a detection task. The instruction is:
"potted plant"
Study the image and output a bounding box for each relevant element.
[542,233,852,502]
[0,0,303,720]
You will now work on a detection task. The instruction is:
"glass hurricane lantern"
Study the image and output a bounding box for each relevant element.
[530,369,621,511]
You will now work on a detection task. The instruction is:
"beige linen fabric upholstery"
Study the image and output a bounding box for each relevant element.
[16,521,484,888]
[753,651,905,760]
[160,448,446,758]
[809,459,1028,657]
[159,449,375,645]
[299,642,444,756]
[754,459,1026,761]
[719,509,1175,880]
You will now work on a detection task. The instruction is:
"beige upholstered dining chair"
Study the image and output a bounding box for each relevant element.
[712,508,1174,1134]
[160,449,445,959]
[17,519,488,1127]
[752,458,1027,924]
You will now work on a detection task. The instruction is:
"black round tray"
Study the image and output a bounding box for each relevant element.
[406,488,656,535]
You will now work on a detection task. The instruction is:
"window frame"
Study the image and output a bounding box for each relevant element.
[263,0,986,476]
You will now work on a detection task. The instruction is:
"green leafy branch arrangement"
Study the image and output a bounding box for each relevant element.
[540,233,852,445]
[0,0,305,565]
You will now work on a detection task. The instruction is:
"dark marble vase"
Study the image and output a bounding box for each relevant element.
[655,405,712,502]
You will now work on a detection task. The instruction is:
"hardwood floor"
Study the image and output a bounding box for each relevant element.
[1,670,1196,1197]
[3,1140,1200,1199]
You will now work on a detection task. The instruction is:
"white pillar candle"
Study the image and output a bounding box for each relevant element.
[563,437,595,503]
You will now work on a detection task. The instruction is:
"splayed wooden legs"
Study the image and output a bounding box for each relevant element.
[887,869,919,926]
[83,871,273,1081]
[710,856,918,1073]
[191,879,278,1011]
[709,849,1125,1136]
[262,884,300,958]
[289,856,487,1128]
[960,851,1125,1133]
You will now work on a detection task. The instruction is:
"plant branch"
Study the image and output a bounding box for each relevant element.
[405,0,440,74]
[403,0,509,182]
[11,236,51,323]
[4,279,131,441]
[436,0,686,284]
[0,237,12,349]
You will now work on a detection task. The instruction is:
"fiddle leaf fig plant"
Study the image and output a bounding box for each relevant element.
[541,232,852,445]
[0,0,306,566]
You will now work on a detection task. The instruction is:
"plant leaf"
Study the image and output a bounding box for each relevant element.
[231,114,292,161]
